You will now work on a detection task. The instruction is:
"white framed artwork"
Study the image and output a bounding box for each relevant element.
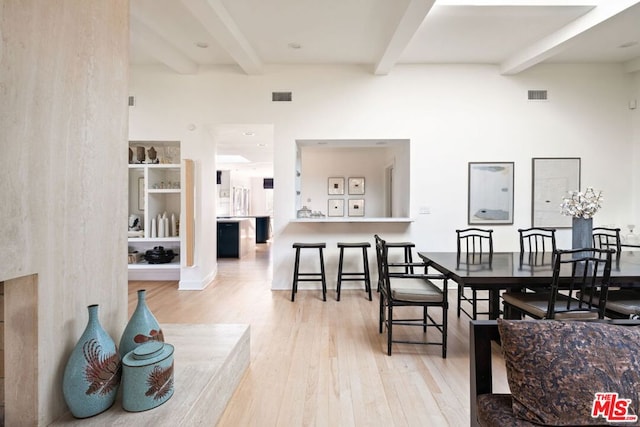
[328,177,345,195]
[328,199,344,217]
[348,199,365,217]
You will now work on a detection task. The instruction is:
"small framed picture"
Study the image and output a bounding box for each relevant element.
[348,199,365,217]
[327,199,344,217]
[348,177,365,195]
[328,177,345,195]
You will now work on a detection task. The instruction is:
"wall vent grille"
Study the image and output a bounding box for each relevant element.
[272,92,292,102]
[528,90,548,101]
[128,95,135,106]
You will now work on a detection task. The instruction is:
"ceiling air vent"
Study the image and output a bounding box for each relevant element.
[272,92,292,102]
[528,90,548,101]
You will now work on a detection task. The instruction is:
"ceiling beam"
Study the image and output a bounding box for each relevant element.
[130,17,199,74]
[500,0,640,75]
[374,0,436,76]
[180,0,263,75]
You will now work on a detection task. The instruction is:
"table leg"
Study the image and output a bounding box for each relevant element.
[489,290,501,319]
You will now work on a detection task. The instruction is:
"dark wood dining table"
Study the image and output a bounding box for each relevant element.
[418,251,640,319]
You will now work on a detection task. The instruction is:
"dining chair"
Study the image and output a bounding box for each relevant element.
[518,227,556,264]
[601,289,640,319]
[456,228,493,320]
[592,227,622,262]
[374,235,448,357]
[502,247,615,320]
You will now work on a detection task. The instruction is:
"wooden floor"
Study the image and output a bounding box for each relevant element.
[128,244,509,427]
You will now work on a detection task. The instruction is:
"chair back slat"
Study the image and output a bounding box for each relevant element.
[546,247,615,319]
[518,227,556,254]
[456,228,493,265]
[592,227,621,262]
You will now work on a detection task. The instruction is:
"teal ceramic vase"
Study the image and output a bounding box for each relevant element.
[62,304,121,418]
[119,289,164,358]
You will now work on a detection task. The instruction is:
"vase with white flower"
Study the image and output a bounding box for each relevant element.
[560,187,603,251]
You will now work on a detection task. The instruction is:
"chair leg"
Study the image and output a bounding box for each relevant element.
[379,293,384,333]
[336,247,344,301]
[291,248,301,302]
[363,247,372,301]
[319,247,327,302]
[442,301,448,359]
[472,289,477,320]
[387,305,393,356]
[457,284,462,317]
[423,306,428,332]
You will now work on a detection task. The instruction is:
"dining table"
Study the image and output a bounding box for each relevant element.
[418,251,640,319]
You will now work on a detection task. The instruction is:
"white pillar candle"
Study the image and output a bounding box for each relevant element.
[151,218,157,238]
[163,218,169,238]
[158,217,165,238]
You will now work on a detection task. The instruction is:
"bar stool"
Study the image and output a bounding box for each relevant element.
[291,243,327,302]
[336,242,372,301]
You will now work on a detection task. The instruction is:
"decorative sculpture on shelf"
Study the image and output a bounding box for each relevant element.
[136,146,145,164]
[148,146,159,164]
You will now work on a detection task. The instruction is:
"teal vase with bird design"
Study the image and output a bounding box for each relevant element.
[62,304,121,418]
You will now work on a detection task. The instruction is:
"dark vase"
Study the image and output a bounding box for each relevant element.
[119,289,164,358]
[572,217,593,250]
[62,305,121,418]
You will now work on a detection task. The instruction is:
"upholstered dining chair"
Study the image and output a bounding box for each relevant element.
[502,247,615,320]
[456,228,493,319]
[374,234,448,357]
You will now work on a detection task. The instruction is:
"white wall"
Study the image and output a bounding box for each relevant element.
[1,2,129,423]
[129,63,636,290]
[300,146,389,217]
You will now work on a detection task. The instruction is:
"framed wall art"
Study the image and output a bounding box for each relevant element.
[532,157,580,228]
[348,199,365,217]
[468,162,514,225]
[328,199,344,217]
[328,177,345,195]
[348,177,365,195]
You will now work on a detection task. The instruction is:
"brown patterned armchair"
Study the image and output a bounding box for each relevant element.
[471,319,640,426]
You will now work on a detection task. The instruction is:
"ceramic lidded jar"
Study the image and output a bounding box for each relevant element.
[119,289,164,358]
[122,341,175,412]
[62,304,122,418]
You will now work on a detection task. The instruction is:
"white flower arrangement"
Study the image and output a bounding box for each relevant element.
[560,187,603,219]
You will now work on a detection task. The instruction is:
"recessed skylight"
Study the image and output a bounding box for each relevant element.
[216,155,250,163]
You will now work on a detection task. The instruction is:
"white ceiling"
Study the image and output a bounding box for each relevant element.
[130,0,640,75]
[130,0,640,175]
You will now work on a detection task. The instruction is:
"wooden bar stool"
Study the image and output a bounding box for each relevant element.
[291,242,327,302]
[336,242,372,301]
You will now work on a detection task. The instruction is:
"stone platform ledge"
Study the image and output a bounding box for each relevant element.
[51,323,250,426]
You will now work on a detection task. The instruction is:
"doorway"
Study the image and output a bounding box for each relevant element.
[213,124,275,265]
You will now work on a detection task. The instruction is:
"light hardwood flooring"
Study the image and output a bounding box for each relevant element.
[128,244,508,427]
